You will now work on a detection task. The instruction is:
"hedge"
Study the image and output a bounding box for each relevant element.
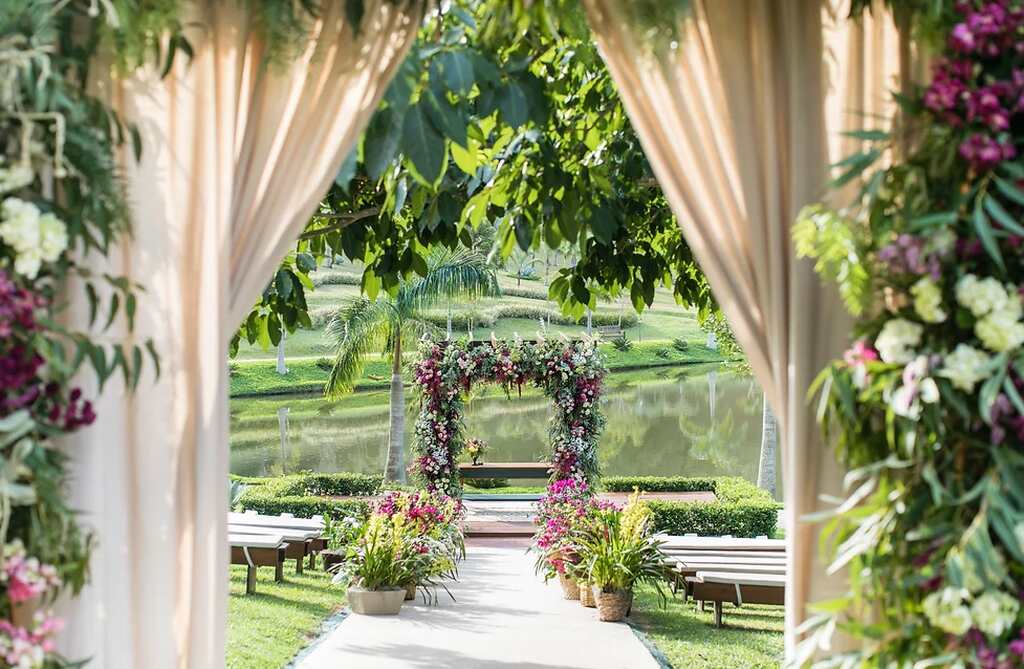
[238,487,370,521]
[420,305,638,330]
[603,476,780,538]
[236,472,382,497]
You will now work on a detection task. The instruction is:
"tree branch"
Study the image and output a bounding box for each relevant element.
[299,208,380,241]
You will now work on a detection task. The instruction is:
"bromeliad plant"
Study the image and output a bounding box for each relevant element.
[412,336,606,495]
[574,492,671,600]
[793,2,1024,666]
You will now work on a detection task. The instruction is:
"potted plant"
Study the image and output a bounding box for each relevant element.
[531,480,594,600]
[576,493,671,622]
[330,514,413,615]
[465,438,487,465]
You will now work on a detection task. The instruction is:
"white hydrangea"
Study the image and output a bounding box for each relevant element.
[956,274,1010,317]
[874,318,923,364]
[938,344,993,392]
[970,591,1020,637]
[911,277,947,323]
[922,587,973,635]
[0,162,32,194]
[0,197,68,280]
[976,308,1024,353]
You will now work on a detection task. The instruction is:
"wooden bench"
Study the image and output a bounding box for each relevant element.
[229,524,319,574]
[656,534,786,553]
[686,571,786,627]
[459,462,552,480]
[231,511,327,569]
[595,325,624,338]
[229,533,287,595]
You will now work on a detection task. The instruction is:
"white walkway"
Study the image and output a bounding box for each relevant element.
[296,544,661,669]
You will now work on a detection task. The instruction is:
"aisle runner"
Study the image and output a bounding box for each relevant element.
[296,544,661,669]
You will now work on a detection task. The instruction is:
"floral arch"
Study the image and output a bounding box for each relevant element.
[411,337,607,495]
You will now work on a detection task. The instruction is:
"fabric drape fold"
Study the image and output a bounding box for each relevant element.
[582,0,911,656]
[60,2,421,666]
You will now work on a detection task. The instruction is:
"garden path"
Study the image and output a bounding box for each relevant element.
[294,543,662,669]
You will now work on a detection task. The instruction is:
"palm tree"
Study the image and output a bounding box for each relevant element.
[324,250,499,482]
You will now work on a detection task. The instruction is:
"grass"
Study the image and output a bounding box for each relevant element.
[229,341,725,397]
[631,583,784,669]
[226,566,342,669]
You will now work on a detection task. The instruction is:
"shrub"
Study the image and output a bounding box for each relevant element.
[228,362,239,377]
[671,337,689,352]
[654,347,671,359]
[602,476,779,538]
[238,487,370,521]
[465,477,509,489]
[310,307,336,329]
[610,334,632,351]
[311,271,361,287]
[263,472,383,497]
[314,356,333,371]
[500,286,549,301]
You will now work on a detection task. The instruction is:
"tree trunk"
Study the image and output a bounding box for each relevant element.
[586,308,592,336]
[276,335,287,375]
[384,336,406,483]
[757,394,778,498]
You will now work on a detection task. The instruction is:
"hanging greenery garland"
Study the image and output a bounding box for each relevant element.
[795,2,1024,666]
[411,337,606,496]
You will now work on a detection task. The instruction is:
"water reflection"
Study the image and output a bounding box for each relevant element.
[229,365,781,498]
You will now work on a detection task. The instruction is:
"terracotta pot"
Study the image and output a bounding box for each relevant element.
[558,573,580,600]
[595,587,633,622]
[579,582,596,608]
[404,582,417,601]
[10,595,39,628]
[348,587,405,615]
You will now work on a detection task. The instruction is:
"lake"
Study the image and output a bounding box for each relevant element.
[229,364,781,499]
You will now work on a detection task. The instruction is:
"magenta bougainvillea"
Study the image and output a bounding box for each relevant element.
[411,337,606,495]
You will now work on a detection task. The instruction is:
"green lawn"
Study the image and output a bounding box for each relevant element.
[229,341,725,397]
[632,583,784,669]
[226,566,343,669]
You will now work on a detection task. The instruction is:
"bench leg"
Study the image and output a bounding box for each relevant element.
[699,600,706,612]
[308,553,316,570]
[713,601,723,628]
[246,567,257,595]
[275,561,284,583]
[295,557,304,575]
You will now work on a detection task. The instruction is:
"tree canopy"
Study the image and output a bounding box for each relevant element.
[232,2,713,355]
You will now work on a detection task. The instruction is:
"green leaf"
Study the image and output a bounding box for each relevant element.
[364,108,402,181]
[440,50,474,95]
[983,194,1024,236]
[973,201,1006,273]
[497,82,529,129]
[104,292,120,332]
[840,129,889,141]
[451,141,478,175]
[402,103,446,186]
[275,270,293,300]
[908,211,957,231]
[514,217,532,251]
[993,175,1024,207]
[335,147,358,192]
[470,52,500,85]
[423,90,467,148]
[590,205,618,245]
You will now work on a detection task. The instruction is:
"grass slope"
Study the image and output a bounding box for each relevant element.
[226,566,342,669]
[632,583,784,669]
[229,341,725,397]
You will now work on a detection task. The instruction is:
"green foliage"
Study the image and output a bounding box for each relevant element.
[238,486,370,521]
[324,249,498,397]
[420,304,638,329]
[255,472,383,497]
[602,477,779,538]
[654,347,671,359]
[610,333,632,351]
[793,205,872,315]
[463,477,508,489]
[240,0,717,353]
[671,337,688,352]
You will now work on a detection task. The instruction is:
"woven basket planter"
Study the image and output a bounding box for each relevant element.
[558,573,580,600]
[579,582,596,608]
[595,587,633,622]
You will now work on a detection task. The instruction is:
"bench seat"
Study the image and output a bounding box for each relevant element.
[686,571,786,627]
[229,533,287,595]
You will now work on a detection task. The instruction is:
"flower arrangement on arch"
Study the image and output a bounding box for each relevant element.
[793,2,1024,665]
[411,336,606,495]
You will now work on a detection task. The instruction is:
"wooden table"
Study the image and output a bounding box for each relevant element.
[459,462,552,479]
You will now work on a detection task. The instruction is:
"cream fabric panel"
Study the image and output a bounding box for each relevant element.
[582,0,907,657]
[61,2,420,666]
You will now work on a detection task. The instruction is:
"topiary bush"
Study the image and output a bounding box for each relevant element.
[671,337,689,352]
[258,472,383,497]
[602,476,779,538]
[238,487,370,521]
[610,334,632,351]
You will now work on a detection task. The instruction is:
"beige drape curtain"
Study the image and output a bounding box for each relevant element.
[60,2,421,666]
[582,0,910,657]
